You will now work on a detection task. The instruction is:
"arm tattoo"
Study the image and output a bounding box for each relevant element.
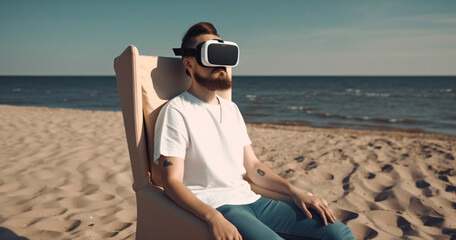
[257,168,266,176]
[163,159,174,167]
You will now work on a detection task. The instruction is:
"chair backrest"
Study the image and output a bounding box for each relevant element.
[114,45,232,190]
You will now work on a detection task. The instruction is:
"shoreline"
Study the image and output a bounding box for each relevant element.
[1,104,455,239]
[2,104,454,138]
[247,122,456,141]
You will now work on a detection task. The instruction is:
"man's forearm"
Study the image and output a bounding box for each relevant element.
[248,161,302,197]
[163,179,220,222]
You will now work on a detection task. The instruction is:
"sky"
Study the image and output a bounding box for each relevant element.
[1,0,455,76]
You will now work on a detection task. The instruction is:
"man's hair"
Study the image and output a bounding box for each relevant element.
[181,22,219,49]
[181,22,219,76]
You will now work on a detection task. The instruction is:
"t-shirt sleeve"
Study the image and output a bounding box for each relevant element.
[234,104,252,147]
[154,106,188,164]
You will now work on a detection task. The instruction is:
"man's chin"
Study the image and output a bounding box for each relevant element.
[194,71,233,91]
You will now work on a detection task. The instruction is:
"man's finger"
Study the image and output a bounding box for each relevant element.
[326,205,337,223]
[317,206,328,226]
[324,206,336,223]
[300,202,312,219]
[321,200,336,223]
[329,208,337,223]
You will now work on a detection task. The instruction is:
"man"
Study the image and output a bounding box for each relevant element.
[154,22,355,240]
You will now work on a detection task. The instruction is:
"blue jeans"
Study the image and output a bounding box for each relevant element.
[216,197,355,240]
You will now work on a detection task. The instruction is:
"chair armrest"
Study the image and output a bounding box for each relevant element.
[135,184,212,240]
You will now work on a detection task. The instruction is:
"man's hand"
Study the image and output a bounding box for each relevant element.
[291,189,336,226]
[159,156,241,239]
[206,211,243,240]
[243,145,336,226]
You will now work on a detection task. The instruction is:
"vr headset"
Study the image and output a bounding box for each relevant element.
[173,39,239,67]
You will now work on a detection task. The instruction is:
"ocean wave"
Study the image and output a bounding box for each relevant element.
[245,94,257,101]
[287,106,312,111]
[344,89,400,98]
[345,88,456,96]
[364,93,398,97]
[311,92,329,96]
[345,88,361,93]
[308,111,418,124]
[439,88,455,93]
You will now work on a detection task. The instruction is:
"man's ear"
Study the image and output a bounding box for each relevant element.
[182,57,193,77]
[183,58,193,70]
[184,58,192,67]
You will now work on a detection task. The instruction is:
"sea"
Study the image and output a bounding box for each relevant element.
[1,76,455,136]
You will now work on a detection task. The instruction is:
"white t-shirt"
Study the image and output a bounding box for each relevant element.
[154,91,260,209]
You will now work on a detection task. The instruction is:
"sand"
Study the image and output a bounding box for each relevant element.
[0,105,455,240]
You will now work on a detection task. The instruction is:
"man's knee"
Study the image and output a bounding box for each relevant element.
[217,205,282,240]
[217,205,251,219]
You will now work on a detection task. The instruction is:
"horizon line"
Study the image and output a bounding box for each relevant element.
[1,74,456,77]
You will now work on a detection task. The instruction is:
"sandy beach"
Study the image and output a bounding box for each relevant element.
[0,104,455,240]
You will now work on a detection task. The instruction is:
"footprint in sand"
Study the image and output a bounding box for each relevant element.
[348,223,378,239]
[102,222,133,238]
[367,201,383,211]
[333,209,359,224]
[436,168,455,183]
[341,162,359,195]
[374,187,394,202]
[409,197,445,228]
[397,216,419,237]
[66,220,82,232]
[445,185,456,193]
[304,161,317,171]
[365,172,376,179]
[415,179,430,188]
[444,153,455,160]
[420,215,444,227]
[381,164,393,173]
[324,173,334,180]
[442,228,456,237]
[421,145,432,153]
[294,156,304,162]
[415,179,433,197]
[280,169,295,178]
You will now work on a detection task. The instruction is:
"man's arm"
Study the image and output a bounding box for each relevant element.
[243,145,336,226]
[158,156,242,240]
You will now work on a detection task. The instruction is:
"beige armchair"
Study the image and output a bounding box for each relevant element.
[114,45,291,240]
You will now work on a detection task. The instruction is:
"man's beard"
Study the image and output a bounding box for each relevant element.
[193,68,233,91]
